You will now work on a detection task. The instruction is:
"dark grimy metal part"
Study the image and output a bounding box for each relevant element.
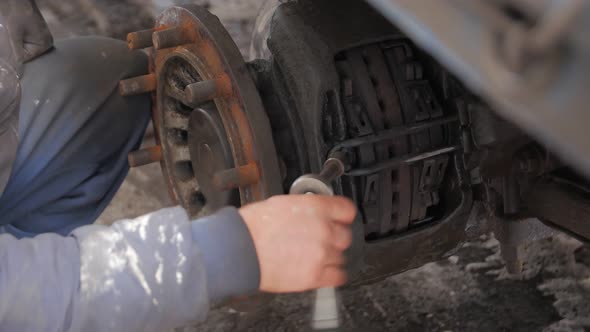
[494,217,557,274]
[265,0,473,284]
[525,179,590,240]
[348,156,473,286]
[502,169,520,215]
[334,34,454,236]
[366,0,590,180]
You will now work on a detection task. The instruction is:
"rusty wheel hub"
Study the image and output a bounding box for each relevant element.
[120,5,282,216]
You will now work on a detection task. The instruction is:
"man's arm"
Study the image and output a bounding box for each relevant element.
[0,206,260,332]
[0,195,355,331]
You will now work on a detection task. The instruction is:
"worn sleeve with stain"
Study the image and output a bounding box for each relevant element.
[0,206,261,332]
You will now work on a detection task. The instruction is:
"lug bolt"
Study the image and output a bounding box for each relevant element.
[119,74,157,97]
[184,79,218,106]
[153,26,193,50]
[128,146,163,167]
[213,163,260,191]
[127,28,156,50]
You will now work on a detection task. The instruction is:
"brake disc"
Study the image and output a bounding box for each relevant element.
[120,5,282,217]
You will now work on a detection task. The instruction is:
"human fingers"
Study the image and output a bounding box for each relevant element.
[328,224,353,251]
[298,195,356,224]
[317,266,347,288]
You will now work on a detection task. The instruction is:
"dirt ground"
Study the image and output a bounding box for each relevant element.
[40,0,590,331]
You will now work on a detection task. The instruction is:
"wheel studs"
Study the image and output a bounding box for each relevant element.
[119,74,157,96]
[153,26,194,50]
[127,28,156,50]
[127,25,197,51]
[185,80,219,106]
[128,146,163,167]
[213,163,260,191]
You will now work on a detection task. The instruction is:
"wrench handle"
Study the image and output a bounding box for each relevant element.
[289,156,346,331]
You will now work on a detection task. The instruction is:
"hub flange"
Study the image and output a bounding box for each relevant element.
[121,5,283,216]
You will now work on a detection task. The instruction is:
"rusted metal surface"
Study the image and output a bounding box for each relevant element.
[328,116,458,155]
[346,146,460,177]
[213,163,260,191]
[128,146,163,167]
[119,73,157,96]
[127,28,155,50]
[122,5,282,217]
[320,154,347,183]
[187,105,237,211]
[153,25,195,50]
[184,79,219,106]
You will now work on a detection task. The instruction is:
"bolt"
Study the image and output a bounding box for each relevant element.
[153,26,193,50]
[119,74,157,97]
[213,163,260,191]
[127,28,156,50]
[320,153,347,183]
[128,146,163,167]
[184,79,218,106]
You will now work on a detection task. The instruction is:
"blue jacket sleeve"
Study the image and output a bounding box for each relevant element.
[0,206,260,332]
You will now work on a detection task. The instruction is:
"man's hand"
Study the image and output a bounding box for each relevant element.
[0,0,53,64]
[239,195,356,293]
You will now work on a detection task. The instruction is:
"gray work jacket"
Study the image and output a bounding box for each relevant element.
[0,206,261,331]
